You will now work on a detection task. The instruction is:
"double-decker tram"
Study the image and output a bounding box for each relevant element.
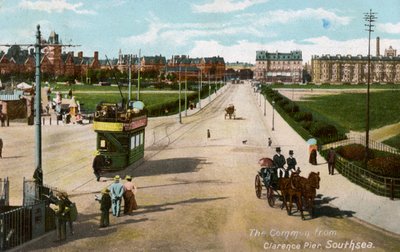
[93,100,147,171]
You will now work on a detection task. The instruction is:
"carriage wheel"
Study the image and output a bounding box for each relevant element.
[267,186,275,207]
[255,175,262,199]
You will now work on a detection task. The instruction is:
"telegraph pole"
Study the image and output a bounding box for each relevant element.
[1,25,79,186]
[137,49,141,100]
[128,54,132,101]
[364,9,377,167]
[185,67,187,117]
[34,25,43,185]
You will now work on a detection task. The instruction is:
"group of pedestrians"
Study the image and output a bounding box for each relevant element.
[271,145,336,177]
[95,175,138,228]
[46,192,77,242]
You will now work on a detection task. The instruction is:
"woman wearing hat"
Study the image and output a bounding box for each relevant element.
[123,175,138,215]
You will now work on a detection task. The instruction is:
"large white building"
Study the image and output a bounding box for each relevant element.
[311,38,400,84]
[254,50,303,83]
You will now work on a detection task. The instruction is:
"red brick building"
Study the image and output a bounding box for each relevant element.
[0,31,101,80]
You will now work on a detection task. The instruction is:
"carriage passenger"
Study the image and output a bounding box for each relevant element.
[273,147,286,178]
[286,150,297,177]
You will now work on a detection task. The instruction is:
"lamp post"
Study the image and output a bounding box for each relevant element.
[185,67,187,117]
[33,25,43,185]
[179,66,182,123]
[364,9,377,167]
[272,100,275,131]
[137,49,141,100]
[263,94,266,116]
[198,69,202,109]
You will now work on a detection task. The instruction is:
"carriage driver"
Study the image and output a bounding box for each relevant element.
[286,150,297,177]
[273,147,286,178]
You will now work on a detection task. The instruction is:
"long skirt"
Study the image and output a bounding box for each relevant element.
[123,191,138,214]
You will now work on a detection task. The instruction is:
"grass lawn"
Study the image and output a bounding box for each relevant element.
[383,135,400,150]
[71,93,180,113]
[296,90,400,132]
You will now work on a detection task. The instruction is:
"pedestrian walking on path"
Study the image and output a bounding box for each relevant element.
[123,175,138,215]
[109,175,124,217]
[327,147,336,175]
[309,145,318,165]
[207,129,211,139]
[92,153,105,181]
[96,188,112,228]
[273,147,286,178]
[268,137,272,147]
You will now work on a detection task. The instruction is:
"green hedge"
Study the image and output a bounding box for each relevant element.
[261,86,346,145]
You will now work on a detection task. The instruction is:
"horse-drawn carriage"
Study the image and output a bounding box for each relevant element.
[255,157,320,220]
[224,104,236,119]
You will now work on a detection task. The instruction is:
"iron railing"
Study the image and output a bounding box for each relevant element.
[335,156,400,199]
[321,135,399,155]
[0,178,9,207]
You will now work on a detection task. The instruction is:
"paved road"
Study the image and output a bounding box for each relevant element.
[3,83,400,251]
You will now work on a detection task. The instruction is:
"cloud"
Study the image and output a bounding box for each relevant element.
[192,0,268,13]
[19,0,95,14]
[378,22,400,34]
[256,8,351,27]
[118,14,268,49]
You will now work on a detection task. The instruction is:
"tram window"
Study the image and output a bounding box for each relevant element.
[140,132,144,145]
[130,136,135,149]
[100,139,107,149]
[135,134,140,147]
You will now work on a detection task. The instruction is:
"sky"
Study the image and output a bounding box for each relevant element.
[0,0,400,64]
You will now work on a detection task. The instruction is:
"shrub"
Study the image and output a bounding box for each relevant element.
[337,144,374,161]
[309,121,338,138]
[283,103,299,114]
[294,111,313,122]
[277,99,289,108]
[300,120,312,130]
[368,156,400,178]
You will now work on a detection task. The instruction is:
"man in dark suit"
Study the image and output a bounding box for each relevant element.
[273,147,286,178]
[327,147,336,175]
[286,150,297,177]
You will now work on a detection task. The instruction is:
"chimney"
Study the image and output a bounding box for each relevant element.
[94,51,98,61]
[78,51,83,58]
[376,36,380,57]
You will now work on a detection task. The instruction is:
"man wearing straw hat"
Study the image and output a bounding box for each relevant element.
[96,188,112,228]
[109,175,124,217]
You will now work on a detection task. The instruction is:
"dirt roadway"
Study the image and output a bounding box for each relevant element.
[2,83,400,251]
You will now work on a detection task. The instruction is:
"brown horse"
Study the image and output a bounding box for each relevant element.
[292,172,320,218]
[278,172,304,219]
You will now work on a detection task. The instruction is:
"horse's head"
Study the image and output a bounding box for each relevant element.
[308,172,320,189]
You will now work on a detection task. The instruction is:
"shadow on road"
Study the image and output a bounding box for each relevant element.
[135,157,208,177]
[25,211,149,251]
[98,157,210,185]
[313,195,356,218]
[129,196,228,216]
